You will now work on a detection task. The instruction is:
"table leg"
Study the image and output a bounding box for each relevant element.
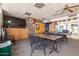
[64,36,68,43]
[42,39,46,56]
[49,40,60,54]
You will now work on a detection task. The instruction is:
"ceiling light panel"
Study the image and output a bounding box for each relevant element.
[34,3,45,9]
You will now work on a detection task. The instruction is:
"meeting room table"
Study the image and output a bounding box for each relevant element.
[35,33,64,54]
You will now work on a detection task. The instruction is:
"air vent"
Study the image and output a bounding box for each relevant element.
[67,19,71,21]
[69,14,77,17]
[34,3,45,9]
[25,12,31,16]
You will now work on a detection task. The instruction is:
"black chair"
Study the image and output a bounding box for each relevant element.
[60,30,69,43]
[62,30,69,33]
[44,32,62,48]
[29,34,46,56]
[3,29,15,44]
[43,32,62,54]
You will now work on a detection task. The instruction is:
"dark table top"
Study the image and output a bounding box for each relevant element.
[35,33,63,40]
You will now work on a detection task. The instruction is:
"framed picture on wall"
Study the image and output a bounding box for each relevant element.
[36,24,40,30]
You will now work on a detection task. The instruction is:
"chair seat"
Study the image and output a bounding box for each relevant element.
[0,40,12,56]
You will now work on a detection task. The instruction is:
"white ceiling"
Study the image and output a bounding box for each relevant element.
[1,3,79,20]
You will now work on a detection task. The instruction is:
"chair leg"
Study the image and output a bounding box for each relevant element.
[43,46,46,56]
[30,41,34,56]
[30,47,34,56]
[12,39,16,45]
[64,36,68,43]
[55,41,60,53]
[54,41,57,50]
[42,39,46,56]
[30,38,33,56]
[58,40,61,48]
[49,41,54,54]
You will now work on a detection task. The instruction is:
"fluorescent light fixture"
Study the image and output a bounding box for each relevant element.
[8,20,11,23]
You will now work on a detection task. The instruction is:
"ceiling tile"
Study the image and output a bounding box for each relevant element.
[2,3,79,20]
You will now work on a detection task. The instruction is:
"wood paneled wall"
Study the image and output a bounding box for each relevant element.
[49,22,55,32]
[6,28,28,40]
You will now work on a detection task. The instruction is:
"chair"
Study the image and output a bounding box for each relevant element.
[2,28,15,44]
[0,40,12,56]
[7,35,16,45]
[44,32,63,48]
[60,30,69,43]
[29,34,46,56]
[62,30,69,33]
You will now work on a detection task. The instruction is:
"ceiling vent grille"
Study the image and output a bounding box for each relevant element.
[34,3,45,9]
[25,12,32,16]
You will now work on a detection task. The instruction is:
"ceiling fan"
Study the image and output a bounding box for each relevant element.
[57,4,79,15]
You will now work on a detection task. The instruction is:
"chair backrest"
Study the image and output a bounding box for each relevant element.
[0,40,12,56]
[29,34,37,44]
[62,30,69,33]
[1,28,8,42]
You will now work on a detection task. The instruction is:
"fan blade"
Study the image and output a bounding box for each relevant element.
[70,5,79,8]
[60,9,65,15]
[67,8,74,12]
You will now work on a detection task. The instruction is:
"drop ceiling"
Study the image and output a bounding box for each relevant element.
[1,3,79,20]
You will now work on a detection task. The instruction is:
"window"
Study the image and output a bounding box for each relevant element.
[71,24,78,34]
[67,24,72,33]
[55,15,79,34]
[55,22,67,33]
